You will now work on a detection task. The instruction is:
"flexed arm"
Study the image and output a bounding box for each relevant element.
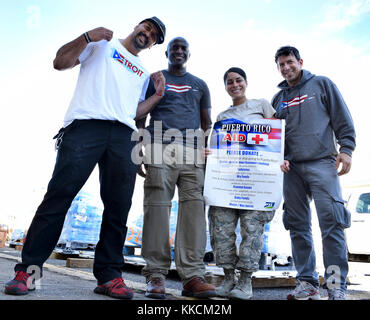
[53,27,113,70]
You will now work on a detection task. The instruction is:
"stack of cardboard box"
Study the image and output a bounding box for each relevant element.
[0,225,8,248]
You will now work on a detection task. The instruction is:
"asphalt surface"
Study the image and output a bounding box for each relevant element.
[0,246,369,303]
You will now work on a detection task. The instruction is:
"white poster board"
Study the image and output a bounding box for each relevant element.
[204,118,285,211]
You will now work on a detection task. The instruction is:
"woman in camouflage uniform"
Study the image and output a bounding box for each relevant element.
[208,67,276,300]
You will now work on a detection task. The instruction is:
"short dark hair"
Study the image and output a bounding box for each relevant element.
[223,67,247,84]
[274,46,301,63]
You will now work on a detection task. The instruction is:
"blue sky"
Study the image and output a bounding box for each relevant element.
[1,0,370,227]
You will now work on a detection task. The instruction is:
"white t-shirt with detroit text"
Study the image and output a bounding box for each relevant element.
[63,38,150,131]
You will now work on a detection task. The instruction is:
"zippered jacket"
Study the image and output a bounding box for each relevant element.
[271,70,356,162]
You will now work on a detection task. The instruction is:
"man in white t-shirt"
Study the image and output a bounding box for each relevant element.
[5,17,166,300]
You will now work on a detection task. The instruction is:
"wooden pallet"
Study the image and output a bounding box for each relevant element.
[204,274,296,288]
[205,268,298,288]
[50,251,94,268]
[8,242,23,251]
[66,257,94,268]
[52,250,300,288]
[348,253,370,263]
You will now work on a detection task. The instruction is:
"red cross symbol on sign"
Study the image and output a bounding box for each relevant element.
[252,134,264,144]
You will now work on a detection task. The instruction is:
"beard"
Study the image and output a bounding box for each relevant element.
[133,32,149,49]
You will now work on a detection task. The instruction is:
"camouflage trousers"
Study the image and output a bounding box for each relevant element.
[208,206,275,272]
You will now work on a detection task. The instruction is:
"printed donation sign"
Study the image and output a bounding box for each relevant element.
[204,118,285,211]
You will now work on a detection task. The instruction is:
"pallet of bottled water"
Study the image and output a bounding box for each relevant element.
[57,191,103,251]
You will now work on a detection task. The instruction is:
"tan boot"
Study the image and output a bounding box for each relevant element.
[229,271,253,300]
[216,269,236,297]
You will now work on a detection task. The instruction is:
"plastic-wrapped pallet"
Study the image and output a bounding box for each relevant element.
[57,191,103,250]
[10,229,25,242]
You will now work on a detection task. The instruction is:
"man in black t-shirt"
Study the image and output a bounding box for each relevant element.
[135,37,215,299]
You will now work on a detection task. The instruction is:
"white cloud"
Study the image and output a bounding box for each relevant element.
[320,0,370,31]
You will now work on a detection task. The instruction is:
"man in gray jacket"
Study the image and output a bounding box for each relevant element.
[272,46,356,300]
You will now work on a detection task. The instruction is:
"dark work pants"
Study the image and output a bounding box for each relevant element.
[283,157,350,290]
[15,120,137,284]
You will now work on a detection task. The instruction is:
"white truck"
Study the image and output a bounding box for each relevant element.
[344,185,370,256]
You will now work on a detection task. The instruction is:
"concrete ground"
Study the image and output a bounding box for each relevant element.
[0,246,369,302]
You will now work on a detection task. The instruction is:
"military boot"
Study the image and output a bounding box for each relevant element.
[216,269,236,297]
[229,271,253,300]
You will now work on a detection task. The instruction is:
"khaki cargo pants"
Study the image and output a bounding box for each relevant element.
[141,143,207,283]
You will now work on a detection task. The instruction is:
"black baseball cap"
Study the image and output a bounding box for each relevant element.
[140,16,166,45]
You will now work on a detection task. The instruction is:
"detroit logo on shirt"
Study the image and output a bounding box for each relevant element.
[112,49,144,77]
